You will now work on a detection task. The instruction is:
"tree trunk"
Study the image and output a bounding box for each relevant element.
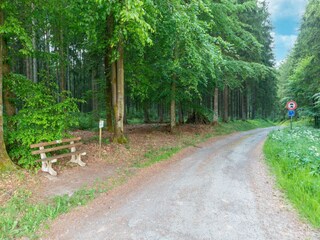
[106,79,113,132]
[105,14,113,132]
[59,28,66,94]
[45,30,50,82]
[143,101,150,123]
[25,57,32,79]
[213,87,219,125]
[230,90,234,121]
[252,85,256,119]
[112,41,126,143]
[31,3,37,83]
[91,69,98,118]
[2,21,15,117]
[158,102,164,123]
[170,81,176,132]
[0,10,14,170]
[178,102,184,125]
[223,85,229,122]
[241,89,247,121]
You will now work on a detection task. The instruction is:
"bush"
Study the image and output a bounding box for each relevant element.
[4,74,81,168]
[74,112,96,130]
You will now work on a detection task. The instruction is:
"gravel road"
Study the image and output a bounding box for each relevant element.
[44,128,319,240]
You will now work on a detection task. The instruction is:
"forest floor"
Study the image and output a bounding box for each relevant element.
[0,123,214,204]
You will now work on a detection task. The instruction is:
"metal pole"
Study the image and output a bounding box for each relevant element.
[290,116,293,130]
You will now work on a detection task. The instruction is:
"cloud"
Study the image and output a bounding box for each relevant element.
[273,34,297,66]
[260,0,307,63]
[262,0,307,21]
[276,34,297,49]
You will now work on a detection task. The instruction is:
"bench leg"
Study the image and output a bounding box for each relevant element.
[41,161,49,172]
[41,160,57,176]
[70,153,86,167]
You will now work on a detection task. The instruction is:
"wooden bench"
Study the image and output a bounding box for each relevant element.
[30,137,86,176]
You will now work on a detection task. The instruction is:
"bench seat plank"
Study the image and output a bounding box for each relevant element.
[30,137,81,148]
[31,142,82,155]
[35,150,86,162]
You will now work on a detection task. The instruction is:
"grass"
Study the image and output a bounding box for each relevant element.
[134,146,182,168]
[0,119,274,239]
[133,119,274,168]
[0,172,129,239]
[0,189,94,239]
[212,119,273,136]
[264,126,320,227]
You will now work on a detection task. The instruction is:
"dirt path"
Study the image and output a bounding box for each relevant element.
[43,128,319,240]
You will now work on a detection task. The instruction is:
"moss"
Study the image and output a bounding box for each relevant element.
[112,135,128,144]
[0,141,16,172]
[0,160,16,172]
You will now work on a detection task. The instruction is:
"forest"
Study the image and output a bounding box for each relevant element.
[0,0,318,171]
[278,0,320,127]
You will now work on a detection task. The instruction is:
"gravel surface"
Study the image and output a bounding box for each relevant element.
[43,128,320,240]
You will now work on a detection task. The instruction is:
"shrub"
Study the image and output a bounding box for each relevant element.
[4,74,81,168]
[74,112,96,130]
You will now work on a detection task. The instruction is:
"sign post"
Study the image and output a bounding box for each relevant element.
[99,119,104,159]
[286,100,297,130]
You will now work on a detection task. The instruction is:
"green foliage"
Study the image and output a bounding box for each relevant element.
[75,112,97,130]
[0,4,32,55]
[267,127,320,175]
[0,188,96,239]
[4,74,81,168]
[314,93,320,108]
[264,127,320,226]
[134,146,181,168]
[278,0,320,122]
[212,119,274,135]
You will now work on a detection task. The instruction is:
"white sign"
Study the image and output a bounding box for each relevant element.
[99,120,104,129]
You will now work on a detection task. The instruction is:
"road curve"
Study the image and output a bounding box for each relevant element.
[45,128,319,240]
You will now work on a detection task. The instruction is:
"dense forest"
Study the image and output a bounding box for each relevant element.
[278,0,320,127]
[0,0,299,170]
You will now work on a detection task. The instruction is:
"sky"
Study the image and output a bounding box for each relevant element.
[262,0,308,65]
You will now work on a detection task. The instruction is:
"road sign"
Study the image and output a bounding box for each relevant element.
[288,110,295,117]
[286,100,297,110]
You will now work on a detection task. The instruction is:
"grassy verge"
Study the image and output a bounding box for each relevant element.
[264,126,320,227]
[134,146,182,168]
[0,119,274,239]
[212,119,273,136]
[0,171,130,240]
[134,119,274,168]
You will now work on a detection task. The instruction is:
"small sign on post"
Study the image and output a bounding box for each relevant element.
[286,100,297,130]
[288,110,295,117]
[99,120,104,159]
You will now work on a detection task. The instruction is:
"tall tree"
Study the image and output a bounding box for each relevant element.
[0,5,15,170]
[99,0,153,142]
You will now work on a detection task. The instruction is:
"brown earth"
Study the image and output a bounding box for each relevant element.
[0,124,212,204]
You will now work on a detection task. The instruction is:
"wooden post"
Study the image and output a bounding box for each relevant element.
[99,120,104,159]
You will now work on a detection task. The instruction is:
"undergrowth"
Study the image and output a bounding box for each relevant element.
[0,173,129,240]
[264,126,320,227]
